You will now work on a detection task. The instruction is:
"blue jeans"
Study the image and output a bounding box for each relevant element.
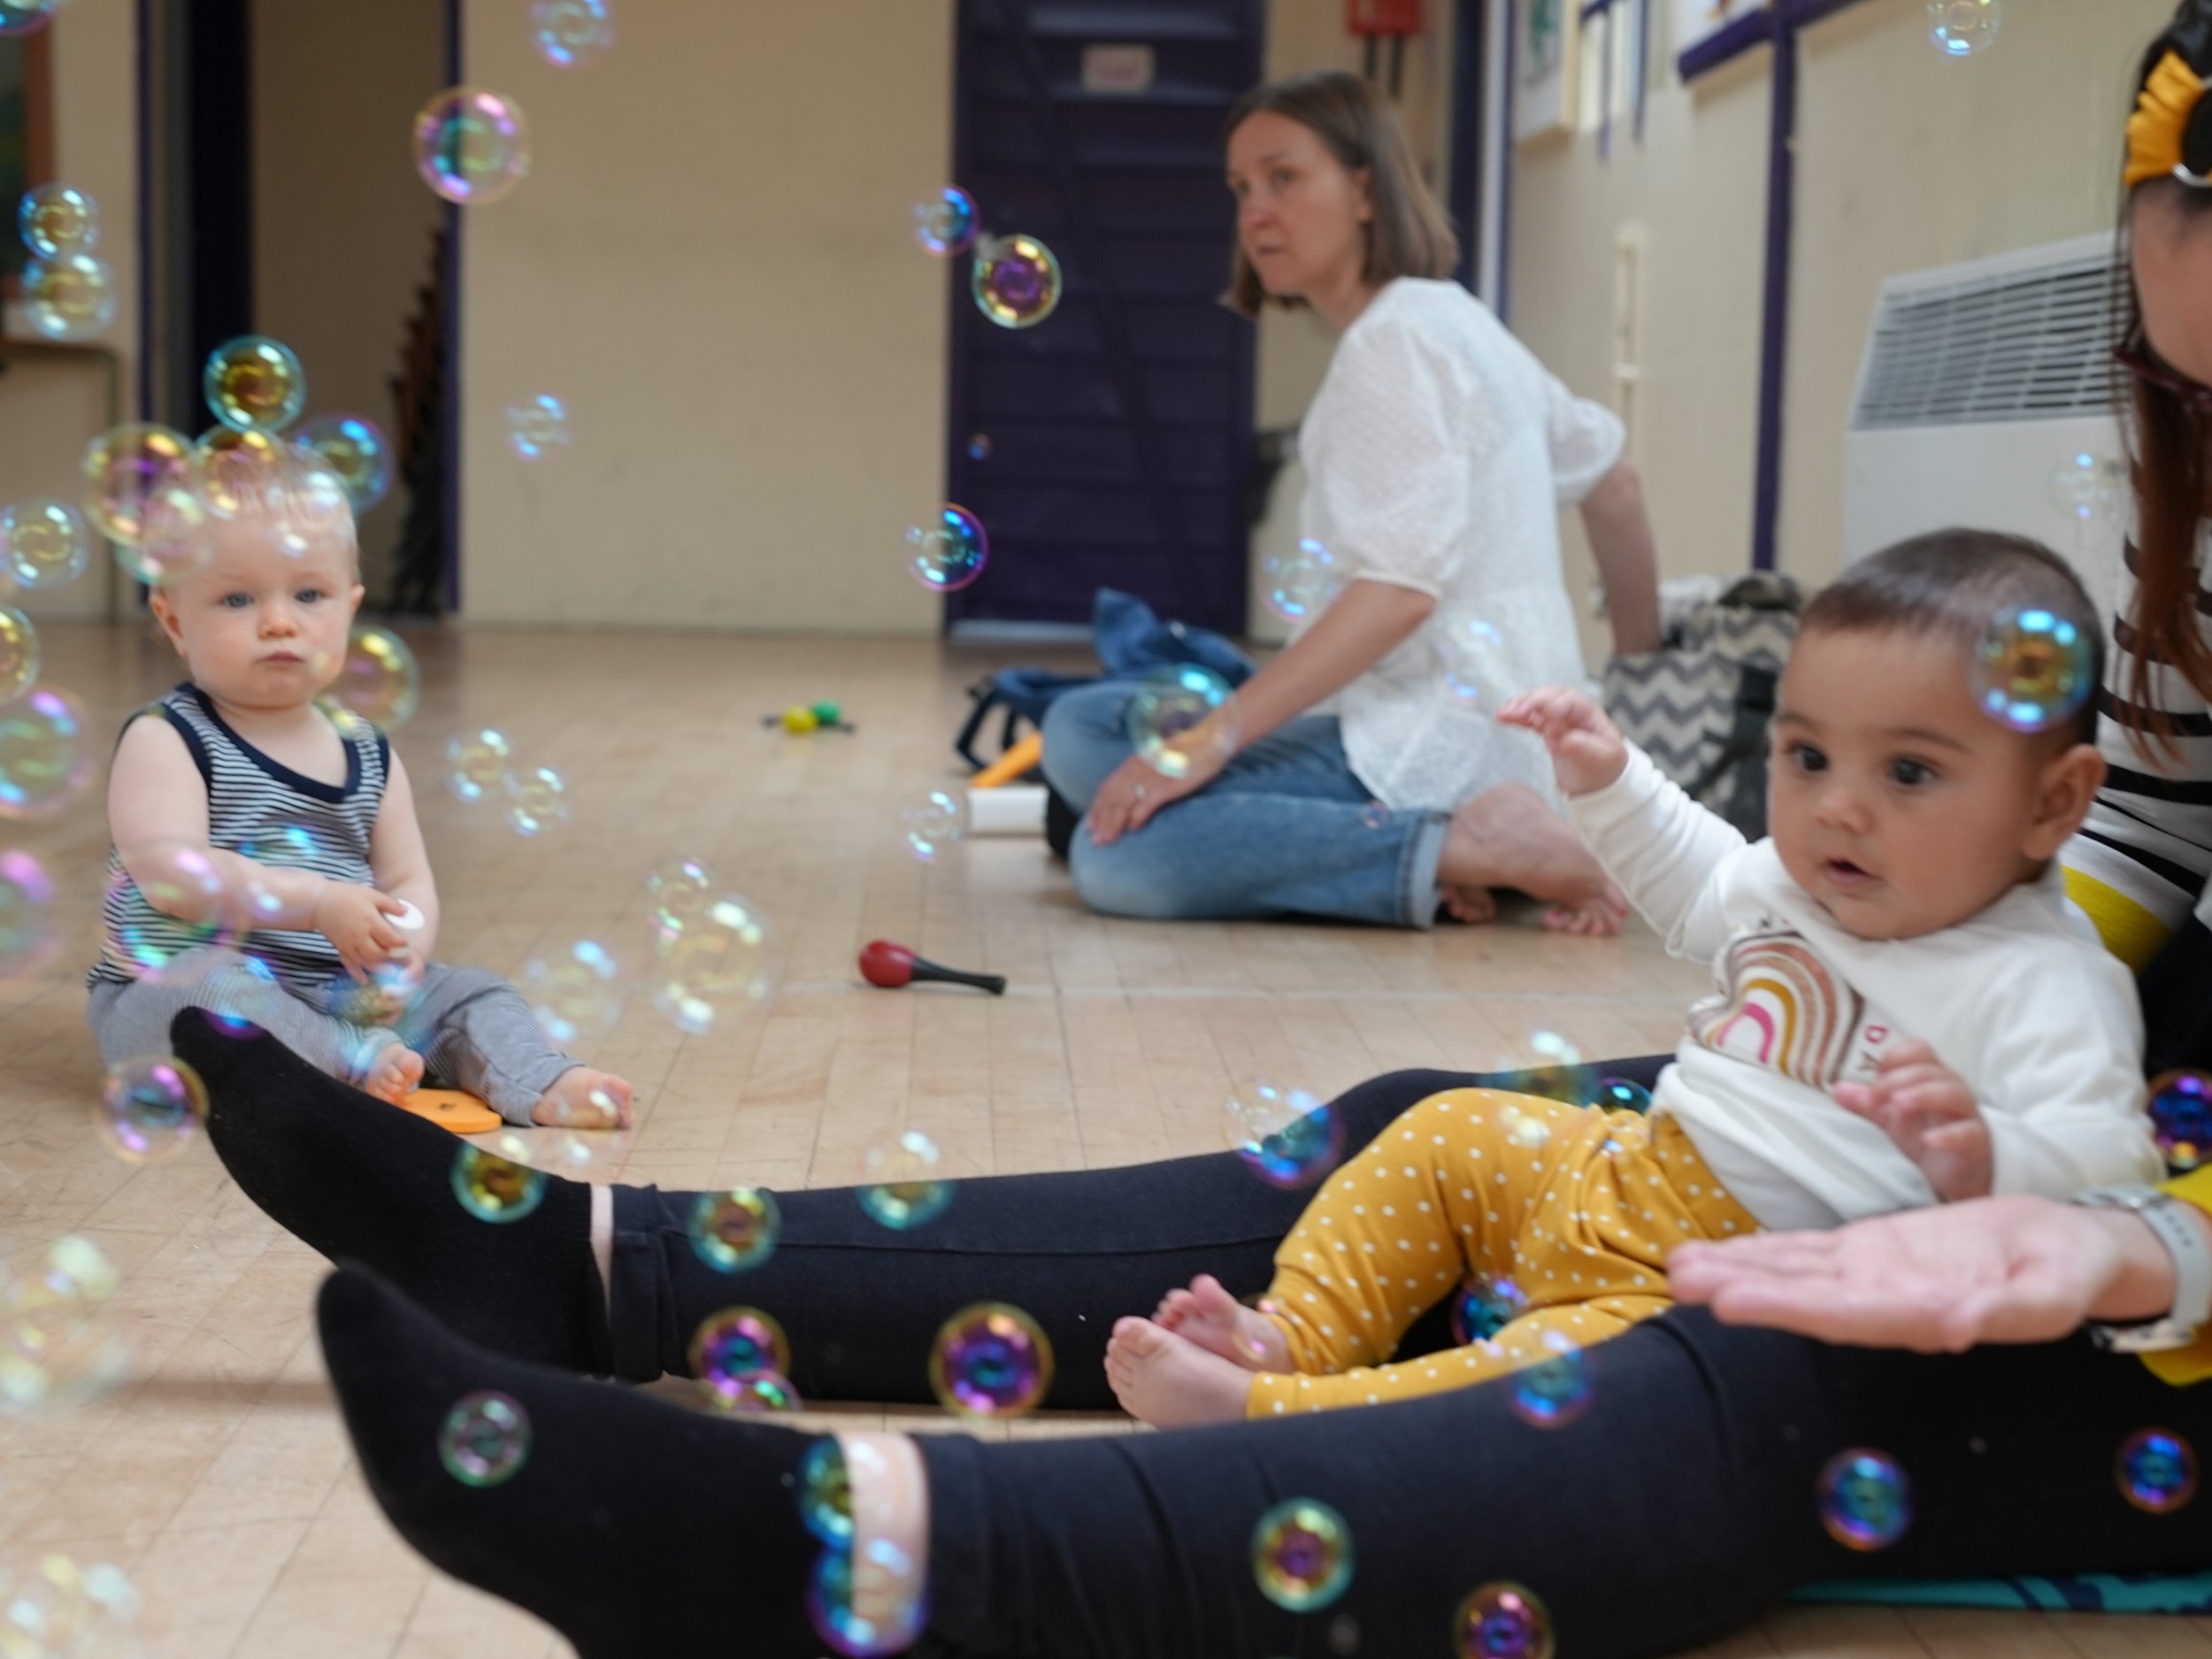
[1040,680,1450,927]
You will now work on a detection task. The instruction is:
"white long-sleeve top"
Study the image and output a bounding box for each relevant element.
[1568,747,2162,1231]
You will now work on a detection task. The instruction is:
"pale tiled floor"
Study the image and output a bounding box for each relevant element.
[0,619,2201,1657]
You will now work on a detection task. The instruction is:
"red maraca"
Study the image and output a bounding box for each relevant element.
[859,939,1006,996]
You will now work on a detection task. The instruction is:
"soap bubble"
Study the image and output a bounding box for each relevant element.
[1816,1448,1913,1550]
[913,185,979,256]
[2147,1071,2211,1171]
[972,233,1063,328]
[652,892,772,1034]
[0,0,59,35]
[446,729,515,803]
[451,1141,548,1223]
[710,1369,800,1414]
[689,1306,791,1400]
[1250,1498,1354,1612]
[1437,612,1516,707]
[114,484,216,588]
[0,850,57,981]
[506,765,571,837]
[2048,451,2124,526]
[296,413,395,511]
[808,1536,929,1658]
[82,423,194,545]
[1971,605,2093,733]
[1927,0,1999,56]
[2116,1429,2197,1515]
[1454,1583,1555,1659]
[23,251,115,342]
[96,1056,208,1164]
[0,1552,141,1656]
[2,500,90,591]
[1263,538,1345,624]
[1510,1329,1592,1428]
[18,181,96,256]
[899,788,969,861]
[415,86,531,204]
[532,0,613,66]
[800,1438,854,1546]
[1127,664,1238,780]
[204,334,307,434]
[0,610,37,700]
[966,433,993,461]
[1225,1079,1344,1190]
[906,503,988,593]
[1360,800,1389,829]
[0,1234,130,1416]
[322,626,419,729]
[931,1302,1052,1417]
[189,424,285,518]
[688,1187,780,1272]
[1449,1274,1530,1347]
[645,856,717,935]
[507,393,570,460]
[439,1390,532,1486]
[109,841,240,976]
[522,938,621,1046]
[1583,1075,1652,1113]
[858,1129,953,1229]
[0,685,92,818]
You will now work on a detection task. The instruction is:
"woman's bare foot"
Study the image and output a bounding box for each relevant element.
[532,1067,636,1130]
[1440,783,1630,936]
[1104,1317,1256,1427]
[360,1043,425,1104]
[1153,1274,1290,1371]
[1440,885,1501,926]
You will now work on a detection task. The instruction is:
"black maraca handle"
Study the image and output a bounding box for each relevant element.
[909,954,1008,995]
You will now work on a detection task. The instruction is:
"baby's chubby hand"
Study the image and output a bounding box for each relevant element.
[1833,1039,1994,1203]
[312,882,413,982]
[1496,687,1630,798]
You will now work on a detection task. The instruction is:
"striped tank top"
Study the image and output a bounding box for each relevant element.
[89,684,390,993]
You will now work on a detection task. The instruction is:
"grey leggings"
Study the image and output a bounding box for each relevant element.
[85,948,575,1125]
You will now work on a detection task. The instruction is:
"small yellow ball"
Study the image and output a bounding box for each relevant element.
[780,705,818,734]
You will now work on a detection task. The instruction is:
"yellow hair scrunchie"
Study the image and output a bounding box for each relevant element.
[2127,48,2209,188]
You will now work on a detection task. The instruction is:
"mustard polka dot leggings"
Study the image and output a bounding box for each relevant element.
[1248,1087,1759,1417]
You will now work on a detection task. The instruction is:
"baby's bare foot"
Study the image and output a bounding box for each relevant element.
[1154,1274,1289,1372]
[1105,1317,1256,1427]
[532,1067,635,1130]
[361,1044,425,1105]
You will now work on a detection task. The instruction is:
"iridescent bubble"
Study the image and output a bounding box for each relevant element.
[1816,1448,1913,1550]
[1927,0,1999,56]
[808,1537,929,1658]
[1263,538,1345,625]
[710,1368,800,1414]
[446,729,515,803]
[2117,1429,2198,1515]
[1454,1582,1555,1659]
[264,447,355,557]
[204,335,307,434]
[912,186,979,256]
[1224,1079,1345,1190]
[18,182,96,257]
[0,0,62,35]
[2,500,90,591]
[1437,612,1515,708]
[800,1438,854,1547]
[966,432,993,462]
[905,503,988,593]
[522,938,621,1047]
[1448,1274,1530,1347]
[1360,801,1388,830]
[2147,1071,2212,1171]
[2047,451,2124,526]
[858,1129,953,1229]
[1509,1330,1592,1428]
[191,424,286,518]
[1127,664,1239,780]
[96,1056,208,1164]
[295,413,395,511]
[1517,1030,1590,1104]
[688,1187,780,1272]
[652,892,772,1035]
[81,423,194,546]
[23,251,115,342]
[1582,1075,1652,1113]
[0,685,92,818]
[645,856,717,935]
[451,1141,548,1223]
[507,394,571,460]
[109,842,237,977]
[929,1302,1052,1417]
[0,609,37,700]
[1971,605,2093,733]
[0,1234,129,1416]
[689,1305,791,1393]
[117,483,214,587]
[532,0,613,66]
[414,86,532,205]
[1250,1498,1354,1613]
[899,787,969,861]
[506,766,571,837]
[0,1552,141,1656]
[321,626,419,729]
[439,1390,532,1486]
[0,849,58,981]
[971,233,1063,328]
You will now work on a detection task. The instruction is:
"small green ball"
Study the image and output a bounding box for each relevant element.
[810,701,841,726]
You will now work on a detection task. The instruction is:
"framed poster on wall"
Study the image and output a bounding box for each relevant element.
[1513,0,1578,143]
[1675,0,1765,75]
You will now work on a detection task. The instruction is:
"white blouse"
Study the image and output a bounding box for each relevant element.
[1296,278,1624,812]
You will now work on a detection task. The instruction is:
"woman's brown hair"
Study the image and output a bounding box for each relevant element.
[1221,70,1458,319]
[2116,1,2212,752]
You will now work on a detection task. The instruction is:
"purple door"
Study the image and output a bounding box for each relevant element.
[944,0,1265,635]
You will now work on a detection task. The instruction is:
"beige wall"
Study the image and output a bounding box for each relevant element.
[457,0,953,634]
[252,0,447,603]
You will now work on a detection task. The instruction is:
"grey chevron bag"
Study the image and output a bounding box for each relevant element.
[1601,572,1806,842]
